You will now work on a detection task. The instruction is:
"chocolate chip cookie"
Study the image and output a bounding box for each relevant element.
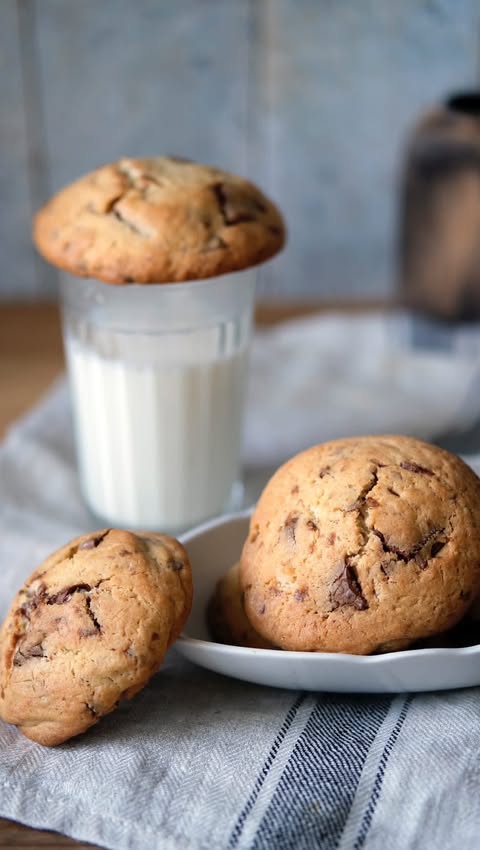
[33,156,286,284]
[207,562,274,649]
[240,435,480,654]
[0,528,192,746]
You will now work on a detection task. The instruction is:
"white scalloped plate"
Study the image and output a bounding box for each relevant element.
[177,510,480,693]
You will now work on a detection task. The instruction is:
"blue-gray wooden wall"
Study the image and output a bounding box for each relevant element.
[1,0,479,301]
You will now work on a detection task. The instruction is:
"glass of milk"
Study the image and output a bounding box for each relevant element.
[60,271,256,533]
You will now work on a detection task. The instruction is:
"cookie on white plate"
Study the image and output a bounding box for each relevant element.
[240,435,480,654]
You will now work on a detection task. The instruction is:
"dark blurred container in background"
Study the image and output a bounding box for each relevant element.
[400,91,480,321]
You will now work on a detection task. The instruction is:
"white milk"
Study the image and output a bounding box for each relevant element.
[64,333,248,531]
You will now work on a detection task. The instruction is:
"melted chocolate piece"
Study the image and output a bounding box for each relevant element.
[284,514,299,544]
[400,461,434,476]
[13,642,46,666]
[330,562,368,611]
[212,182,258,225]
[79,530,110,550]
[47,584,92,605]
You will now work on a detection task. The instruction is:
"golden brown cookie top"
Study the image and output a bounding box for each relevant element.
[0,528,192,746]
[240,435,480,654]
[33,157,286,284]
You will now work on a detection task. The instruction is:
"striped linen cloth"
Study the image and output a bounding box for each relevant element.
[1,313,480,850]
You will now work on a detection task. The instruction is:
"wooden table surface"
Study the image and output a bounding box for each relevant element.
[0,298,385,849]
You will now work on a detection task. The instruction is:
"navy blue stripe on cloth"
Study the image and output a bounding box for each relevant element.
[352,695,413,850]
[228,694,307,849]
[250,695,391,850]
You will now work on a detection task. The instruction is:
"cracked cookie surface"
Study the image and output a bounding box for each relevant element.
[33,156,286,283]
[240,435,480,654]
[207,562,274,649]
[0,528,192,746]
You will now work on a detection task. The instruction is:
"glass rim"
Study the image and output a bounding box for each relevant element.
[61,266,257,296]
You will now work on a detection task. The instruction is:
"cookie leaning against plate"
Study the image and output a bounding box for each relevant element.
[207,562,274,649]
[0,528,192,746]
[33,156,286,284]
[240,435,480,654]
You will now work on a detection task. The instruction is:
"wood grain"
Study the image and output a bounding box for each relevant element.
[0,302,64,438]
[0,818,101,848]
